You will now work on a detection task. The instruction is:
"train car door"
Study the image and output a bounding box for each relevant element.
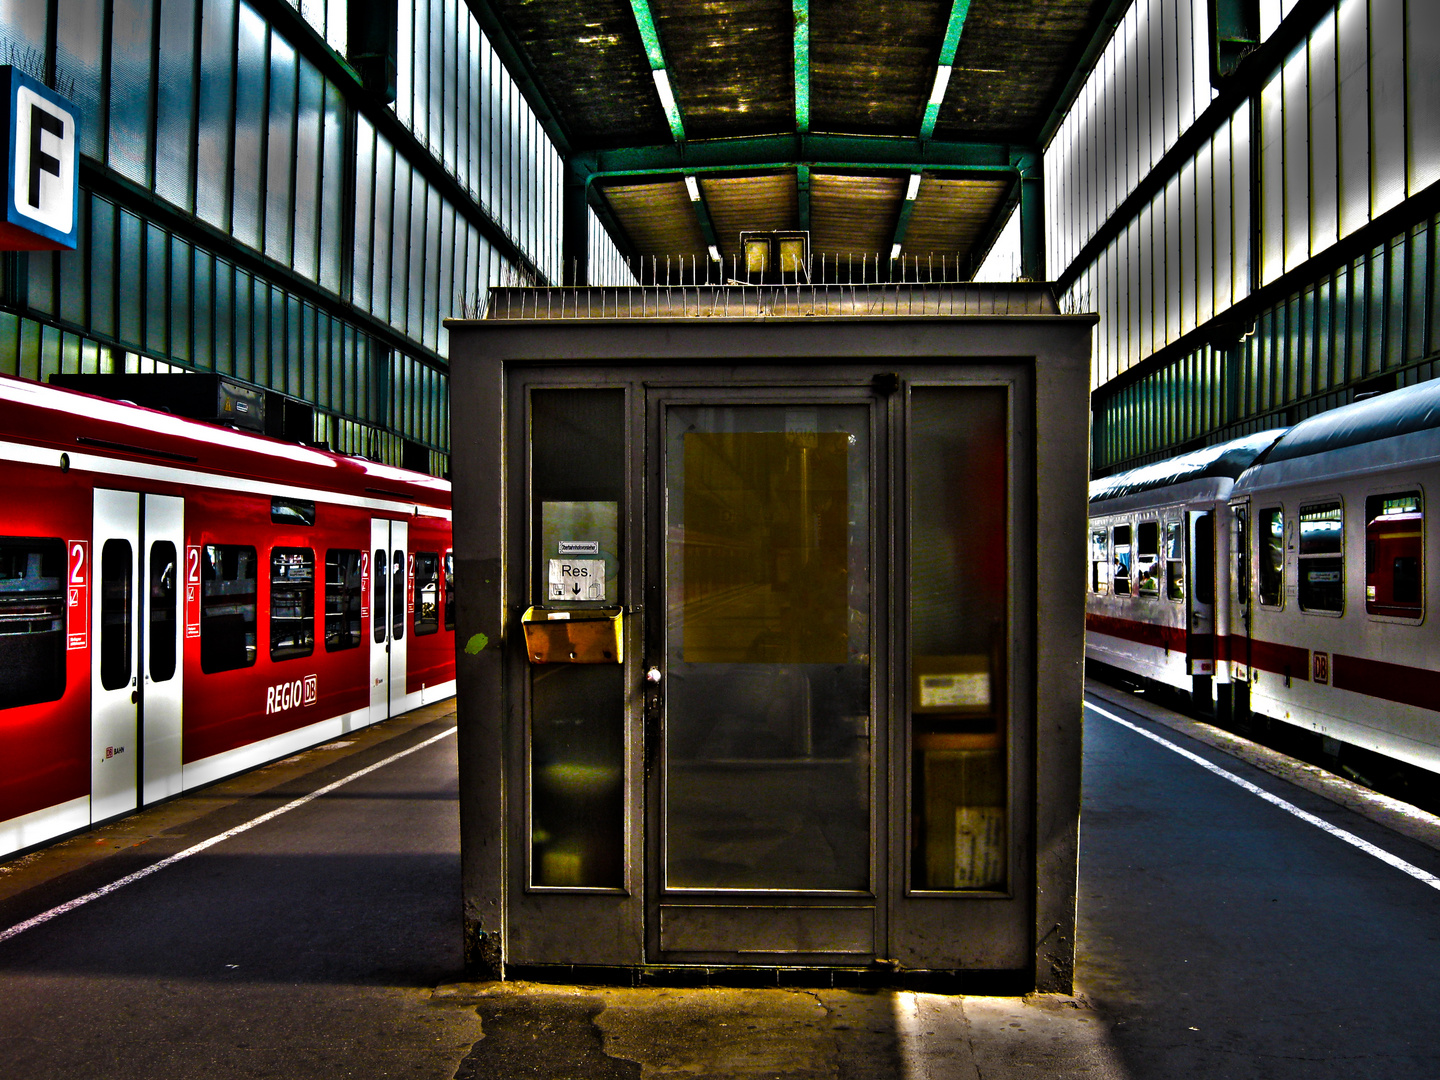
[91,490,184,821]
[1186,510,1216,678]
[368,519,409,723]
[1228,500,1253,685]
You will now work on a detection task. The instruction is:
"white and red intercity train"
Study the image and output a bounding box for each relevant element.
[1087,379,1440,779]
[0,374,455,859]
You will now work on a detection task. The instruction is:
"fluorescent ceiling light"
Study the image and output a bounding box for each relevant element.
[708,245,721,261]
[905,173,921,201]
[929,64,952,106]
[890,243,902,260]
[653,69,678,119]
[684,175,700,201]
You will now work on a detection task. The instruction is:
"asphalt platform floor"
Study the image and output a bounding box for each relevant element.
[2,686,1439,1078]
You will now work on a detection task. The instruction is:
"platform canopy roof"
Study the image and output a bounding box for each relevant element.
[472,0,1123,282]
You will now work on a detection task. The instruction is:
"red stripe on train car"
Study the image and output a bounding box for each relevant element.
[1229,635,1311,682]
[1333,654,1440,712]
[1085,612,1188,653]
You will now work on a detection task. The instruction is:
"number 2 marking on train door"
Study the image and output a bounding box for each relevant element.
[185,545,202,639]
[67,540,89,649]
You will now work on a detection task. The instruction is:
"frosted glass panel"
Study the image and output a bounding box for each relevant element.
[1283,49,1310,272]
[1310,13,1339,254]
[109,0,154,186]
[1337,0,1370,238]
[1409,0,1440,192]
[1369,0,1406,216]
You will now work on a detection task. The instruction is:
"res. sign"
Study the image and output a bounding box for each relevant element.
[0,67,78,251]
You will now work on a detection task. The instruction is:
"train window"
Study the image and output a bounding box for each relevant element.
[1112,524,1132,595]
[324,550,363,650]
[270,548,315,661]
[1089,528,1108,594]
[100,540,133,691]
[414,553,439,635]
[1135,521,1160,596]
[391,551,406,641]
[271,498,316,527]
[1258,508,1284,607]
[1194,514,1215,605]
[444,551,455,630]
[1366,492,1423,618]
[1165,521,1185,601]
[149,542,178,682]
[0,537,66,709]
[1298,502,1344,613]
[201,544,257,672]
[373,549,387,644]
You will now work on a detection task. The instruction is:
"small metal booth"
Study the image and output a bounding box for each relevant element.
[448,283,1093,992]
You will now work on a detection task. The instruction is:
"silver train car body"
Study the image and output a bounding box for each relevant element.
[1226,381,1440,776]
[1085,432,1284,705]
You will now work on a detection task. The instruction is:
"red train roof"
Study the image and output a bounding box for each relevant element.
[0,374,450,511]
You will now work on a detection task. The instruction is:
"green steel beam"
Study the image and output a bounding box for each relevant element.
[575,134,1037,178]
[627,0,686,142]
[920,0,971,140]
[794,0,810,135]
[684,174,722,255]
[888,171,922,264]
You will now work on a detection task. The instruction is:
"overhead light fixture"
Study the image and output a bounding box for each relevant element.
[905,173,922,201]
[653,69,679,120]
[744,235,771,274]
[707,244,721,261]
[684,175,701,201]
[890,243,902,260]
[929,64,952,107]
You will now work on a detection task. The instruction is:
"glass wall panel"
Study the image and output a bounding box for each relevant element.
[196,0,236,229]
[265,33,298,264]
[231,3,268,250]
[909,387,1008,892]
[57,0,105,158]
[108,0,154,187]
[156,0,198,210]
[292,58,323,281]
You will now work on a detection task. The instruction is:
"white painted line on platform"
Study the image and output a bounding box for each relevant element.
[0,726,458,946]
[1085,701,1440,894]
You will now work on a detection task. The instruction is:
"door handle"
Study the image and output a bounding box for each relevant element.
[642,665,663,779]
[130,690,138,704]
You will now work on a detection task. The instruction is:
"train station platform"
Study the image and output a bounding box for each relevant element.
[2,688,1439,1079]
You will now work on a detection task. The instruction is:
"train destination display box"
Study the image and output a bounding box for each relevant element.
[447,282,1094,992]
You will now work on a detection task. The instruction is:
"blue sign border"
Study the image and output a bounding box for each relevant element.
[1,66,80,250]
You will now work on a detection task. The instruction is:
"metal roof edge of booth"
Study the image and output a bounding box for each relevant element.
[453,282,1088,322]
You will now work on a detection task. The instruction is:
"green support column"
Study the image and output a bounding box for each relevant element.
[1019,173,1044,282]
[563,161,591,286]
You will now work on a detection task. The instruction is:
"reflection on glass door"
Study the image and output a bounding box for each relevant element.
[664,404,871,892]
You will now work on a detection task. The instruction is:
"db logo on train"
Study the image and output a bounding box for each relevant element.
[266,675,319,715]
[1312,651,1330,686]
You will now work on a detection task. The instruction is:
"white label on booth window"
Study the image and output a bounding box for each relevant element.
[558,540,600,555]
[549,559,606,601]
[919,672,990,709]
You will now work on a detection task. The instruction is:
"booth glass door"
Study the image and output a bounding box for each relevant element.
[649,397,879,960]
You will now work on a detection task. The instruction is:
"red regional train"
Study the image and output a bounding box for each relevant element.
[0,374,455,859]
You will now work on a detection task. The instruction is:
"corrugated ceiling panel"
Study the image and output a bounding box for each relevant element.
[653,0,795,139]
[810,0,948,134]
[701,173,797,259]
[903,177,1012,261]
[809,173,904,263]
[601,180,709,262]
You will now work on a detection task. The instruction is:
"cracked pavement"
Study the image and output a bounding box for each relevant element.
[439,982,1124,1080]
